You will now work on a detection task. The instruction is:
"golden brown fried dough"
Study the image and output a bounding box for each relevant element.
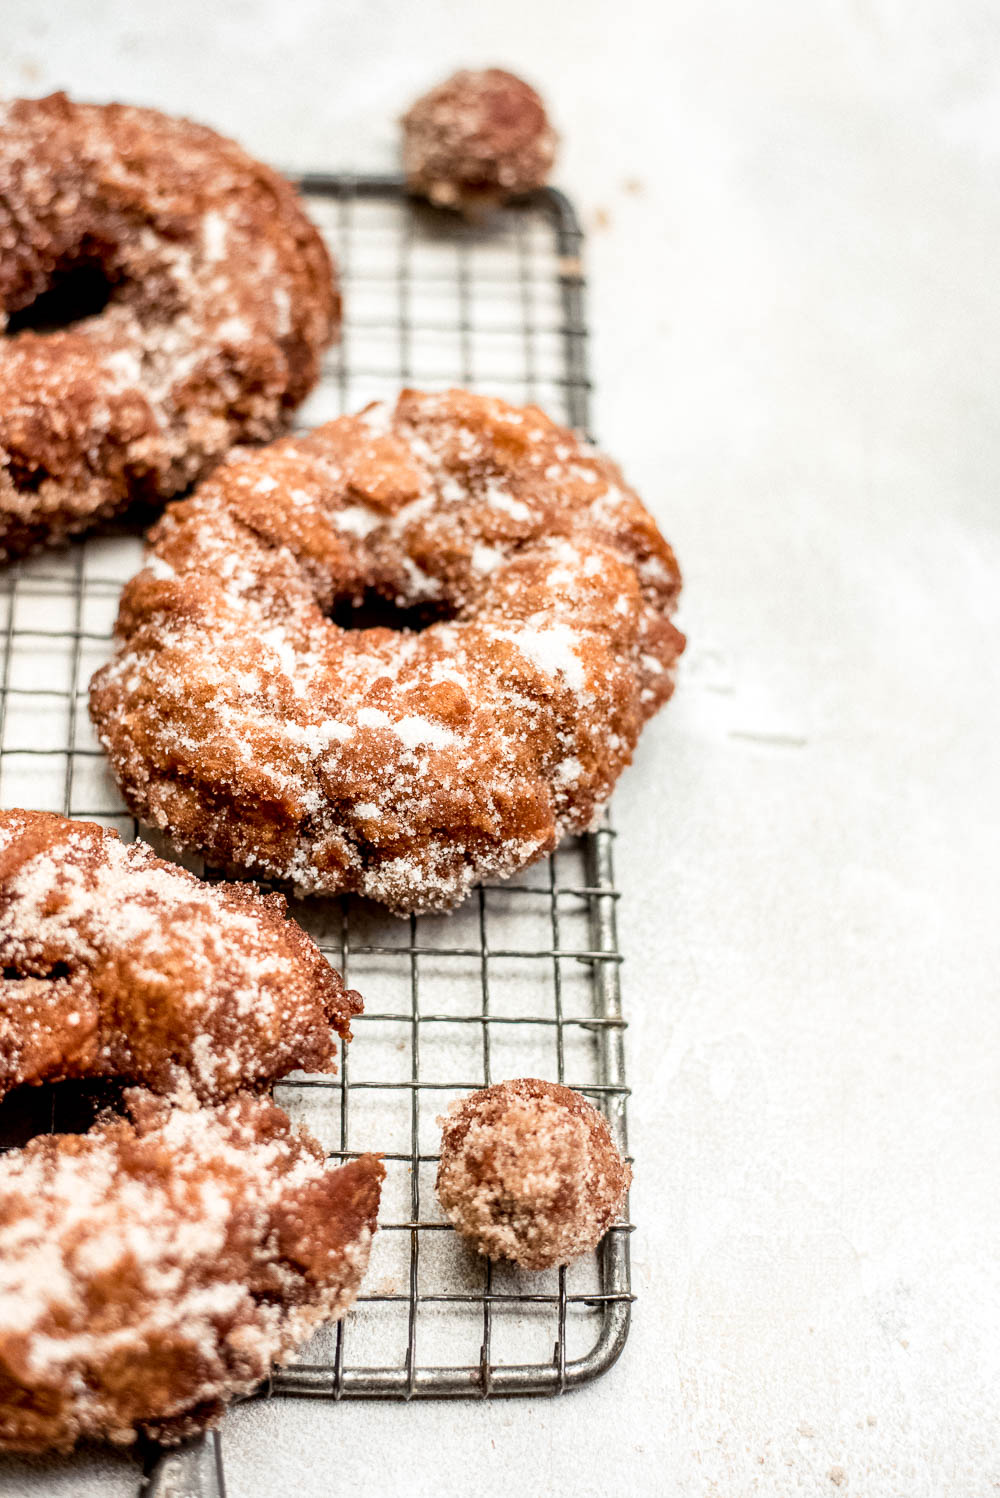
[437,1078,631,1269]
[90,389,683,914]
[0,1091,383,1451]
[402,69,557,214]
[0,93,338,560]
[0,809,360,1103]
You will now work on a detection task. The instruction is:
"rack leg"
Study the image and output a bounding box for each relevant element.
[141,1430,225,1498]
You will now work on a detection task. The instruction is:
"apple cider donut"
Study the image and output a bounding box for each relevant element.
[0,93,338,560]
[0,1091,384,1451]
[0,809,361,1103]
[90,389,685,914]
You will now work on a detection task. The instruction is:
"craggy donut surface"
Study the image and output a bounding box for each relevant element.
[90,389,684,914]
[402,69,557,214]
[0,1091,384,1451]
[436,1078,631,1269]
[0,809,360,1103]
[0,93,338,560]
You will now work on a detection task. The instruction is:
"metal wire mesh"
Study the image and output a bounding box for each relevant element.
[0,180,632,1430]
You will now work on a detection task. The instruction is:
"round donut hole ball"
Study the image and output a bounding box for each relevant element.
[401,68,557,216]
[436,1078,631,1270]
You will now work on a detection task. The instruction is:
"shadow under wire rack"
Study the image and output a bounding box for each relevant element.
[0,178,633,1456]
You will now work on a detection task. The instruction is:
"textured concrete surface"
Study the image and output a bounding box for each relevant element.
[2,2,999,1494]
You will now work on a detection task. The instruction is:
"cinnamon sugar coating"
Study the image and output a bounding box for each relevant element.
[436,1078,631,1270]
[0,93,338,560]
[402,69,556,214]
[90,388,684,915]
[0,809,361,1103]
[0,1091,384,1451]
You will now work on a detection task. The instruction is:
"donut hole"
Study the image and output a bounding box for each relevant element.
[328,586,457,634]
[5,256,116,336]
[2,961,72,981]
[0,958,115,1151]
[0,962,108,1151]
[0,1077,125,1151]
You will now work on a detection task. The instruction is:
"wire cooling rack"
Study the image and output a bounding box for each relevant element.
[0,178,632,1495]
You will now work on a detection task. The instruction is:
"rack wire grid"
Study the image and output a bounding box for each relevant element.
[0,176,633,1478]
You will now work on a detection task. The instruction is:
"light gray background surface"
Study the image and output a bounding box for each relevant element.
[2,2,999,1494]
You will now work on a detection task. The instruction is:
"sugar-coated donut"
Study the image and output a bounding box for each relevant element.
[90,388,684,914]
[436,1078,631,1269]
[0,809,360,1103]
[0,1090,383,1451]
[402,69,557,214]
[0,93,338,560]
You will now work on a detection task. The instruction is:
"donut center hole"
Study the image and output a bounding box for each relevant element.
[329,588,456,633]
[2,962,72,981]
[0,1078,125,1152]
[6,259,115,336]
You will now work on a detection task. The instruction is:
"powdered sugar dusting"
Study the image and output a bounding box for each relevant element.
[0,1092,383,1450]
[0,810,359,1103]
[497,619,587,693]
[0,93,338,562]
[90,389,684,915]
[436,1078,630,1270]
[402,69,557,215]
